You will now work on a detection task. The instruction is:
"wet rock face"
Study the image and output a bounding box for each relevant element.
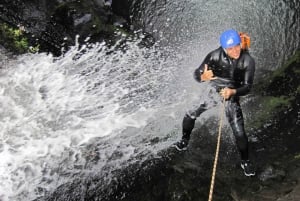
[0,0,133,55]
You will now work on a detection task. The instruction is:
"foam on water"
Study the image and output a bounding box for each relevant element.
[0,35,193,200]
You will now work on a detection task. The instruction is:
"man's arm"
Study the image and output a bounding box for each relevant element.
[220,54,255,100]
[235,56,256,96]
[194,63,205,82]
[194,51,218,82]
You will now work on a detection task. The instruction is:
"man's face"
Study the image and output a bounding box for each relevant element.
[226,44,241,59]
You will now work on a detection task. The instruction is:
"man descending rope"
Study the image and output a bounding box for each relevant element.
[174,29,256,176]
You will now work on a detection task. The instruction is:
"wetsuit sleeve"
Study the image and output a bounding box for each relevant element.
[235,56,255,96]
[193,62,204,82]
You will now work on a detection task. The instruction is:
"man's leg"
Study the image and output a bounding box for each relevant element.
[174,85,220,151]
[226,100,255,176]
[182,114,196,141]
[174,103,207,151]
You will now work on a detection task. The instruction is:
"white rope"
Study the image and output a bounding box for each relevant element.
[208,97,226,201]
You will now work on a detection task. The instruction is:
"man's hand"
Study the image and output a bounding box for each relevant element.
[200,64,217,81]
[220,87,236,100]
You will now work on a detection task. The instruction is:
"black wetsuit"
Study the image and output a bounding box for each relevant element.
[182,47,255,160]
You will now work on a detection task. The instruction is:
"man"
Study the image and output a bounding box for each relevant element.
[174,29,256,176]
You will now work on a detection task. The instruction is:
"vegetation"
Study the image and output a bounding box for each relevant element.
[247,50,300,130]
[0,22,39,54]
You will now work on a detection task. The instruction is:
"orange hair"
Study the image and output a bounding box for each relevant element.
[239,32,251,50]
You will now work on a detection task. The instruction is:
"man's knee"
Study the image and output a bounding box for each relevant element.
[229,119,248,147]
[186,110,197,119]
[182,114,196,136]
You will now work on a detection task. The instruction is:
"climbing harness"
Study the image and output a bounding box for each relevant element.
[208,97,226,201]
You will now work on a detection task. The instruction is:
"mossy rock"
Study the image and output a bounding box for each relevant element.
[255,50,300,96]
[247,50,300,130]
[247,95,295,129]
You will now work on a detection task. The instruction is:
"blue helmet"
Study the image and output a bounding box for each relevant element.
[220,29,241,48]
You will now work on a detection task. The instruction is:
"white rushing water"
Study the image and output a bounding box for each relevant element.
[0,33,206,200]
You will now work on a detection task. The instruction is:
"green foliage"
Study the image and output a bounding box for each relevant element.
[0,23,39,54]
[266,96,294,108]
[29,45,40,53]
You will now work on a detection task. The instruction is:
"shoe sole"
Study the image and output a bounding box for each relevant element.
[241,164,256,177]
[172,144,187,151]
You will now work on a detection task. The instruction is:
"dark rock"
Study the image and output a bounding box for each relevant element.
[0,0,136,55]
[259,165,286,182]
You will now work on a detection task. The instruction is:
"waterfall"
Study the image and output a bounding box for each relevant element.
[0,35,192,200]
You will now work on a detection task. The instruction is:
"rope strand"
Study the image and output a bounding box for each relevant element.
[208,97,226,201]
